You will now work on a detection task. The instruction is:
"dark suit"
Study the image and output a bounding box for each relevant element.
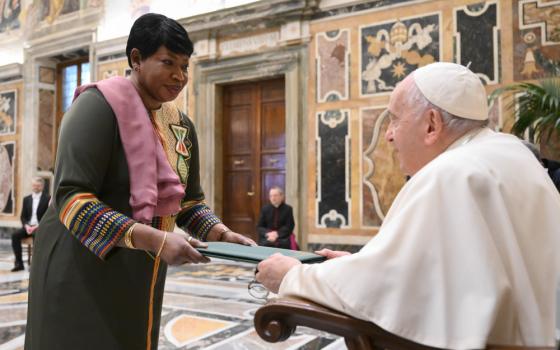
[11,192,50,266]
[256,202,295,249]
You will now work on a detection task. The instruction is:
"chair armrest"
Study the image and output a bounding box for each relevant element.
[254,297,441,350]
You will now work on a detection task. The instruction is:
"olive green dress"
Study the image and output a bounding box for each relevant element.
[25,89,221,350]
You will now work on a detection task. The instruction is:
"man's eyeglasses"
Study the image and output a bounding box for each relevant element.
[248,268,269,300]
[248,279,269,299]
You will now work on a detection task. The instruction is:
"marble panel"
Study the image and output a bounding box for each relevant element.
[0,141,15,216]
[207,329,316,350]
[164,314,236,348]
[0,0,21,33]
[0,323,25,347]
[454,2,500,84]
[361,108,405,228]
[316,29,350,102]
[163,293,258,320]
[316,110,350,228]
[514,0,560,80]
[38,89,55,172]
[0,305,27,325]
[37,0,103,24]
[38,67,55,84]
[360,13,440,96]
[101,69,119,79]
[0,90,16,135]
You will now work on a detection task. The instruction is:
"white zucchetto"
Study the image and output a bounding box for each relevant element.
[413,62,489,121]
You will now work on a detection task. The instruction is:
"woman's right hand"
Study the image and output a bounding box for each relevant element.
[315,248,351,260]
[159,232,210,265]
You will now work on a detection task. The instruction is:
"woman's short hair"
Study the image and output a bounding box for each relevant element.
[126,13,193,67]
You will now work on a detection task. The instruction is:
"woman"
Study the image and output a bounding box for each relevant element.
[25,13,254,350]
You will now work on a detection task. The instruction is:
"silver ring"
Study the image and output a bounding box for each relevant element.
[187,235,193,243]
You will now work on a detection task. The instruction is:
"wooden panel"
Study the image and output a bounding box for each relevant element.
[223,172,254,217]
[225,155,252,170]
[261,101,285,151]
[226,85,253,106]
[261,154,285,169]
[227,105,253,154]
[261,78,284,101]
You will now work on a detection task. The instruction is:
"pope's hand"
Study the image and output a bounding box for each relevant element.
[256,253,301,293]
[315,248,351,260]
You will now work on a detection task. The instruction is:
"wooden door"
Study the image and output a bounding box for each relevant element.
[222,78,286,241]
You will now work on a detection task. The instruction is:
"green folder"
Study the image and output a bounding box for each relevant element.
[196,242,326,264]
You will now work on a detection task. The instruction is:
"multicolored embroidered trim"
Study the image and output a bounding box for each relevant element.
[180,204,221,240]
[60,193,135,259]
[150,215,176,233]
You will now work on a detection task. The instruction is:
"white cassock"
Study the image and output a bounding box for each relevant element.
[279,128,560,349]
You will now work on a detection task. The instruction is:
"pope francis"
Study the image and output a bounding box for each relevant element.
[256,62,560,349]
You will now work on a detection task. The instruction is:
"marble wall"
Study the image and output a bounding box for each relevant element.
[305,0,536,246]
[0,81,20,223]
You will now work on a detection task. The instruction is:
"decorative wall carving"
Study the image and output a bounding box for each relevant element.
[39,67,56,84]
[0,141,15,216]
[454,1,500,84]
[316,29,350,102]
[0,90,16,136]
[219,32,279,57]
[38,89,55,172]
[0,0,21,34]
[316,109,350,228]
[514,0,560,80]
[360,13,441,96]
[361,108,405,228]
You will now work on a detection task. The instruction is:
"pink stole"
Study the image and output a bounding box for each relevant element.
[73,76,184,223]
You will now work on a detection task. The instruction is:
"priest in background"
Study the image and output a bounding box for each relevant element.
[257,62,560,349]
[257,186,295,250]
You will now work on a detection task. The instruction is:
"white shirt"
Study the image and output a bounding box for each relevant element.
[29,192,42,226]
[279,129,560,349]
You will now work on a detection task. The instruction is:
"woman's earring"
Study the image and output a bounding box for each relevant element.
[134,65,139,72]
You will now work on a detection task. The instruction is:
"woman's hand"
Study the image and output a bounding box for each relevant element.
[314,248,351,260]
[221,230,257,246]
[158,232,210,265]
[206,224,256,246]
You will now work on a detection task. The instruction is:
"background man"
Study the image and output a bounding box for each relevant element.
[11,177,50,271]
[256,186,295,249]
[256,62,560,349]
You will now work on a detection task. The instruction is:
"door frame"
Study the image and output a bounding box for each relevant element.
[193,46,308,246]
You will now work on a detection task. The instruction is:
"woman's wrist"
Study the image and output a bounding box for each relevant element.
[128,224,164,252]
[207,225,232,241]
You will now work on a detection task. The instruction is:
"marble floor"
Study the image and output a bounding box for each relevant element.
[0,242,345,350]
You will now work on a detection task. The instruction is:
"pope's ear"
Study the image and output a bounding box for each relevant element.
[424,108,444,145]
